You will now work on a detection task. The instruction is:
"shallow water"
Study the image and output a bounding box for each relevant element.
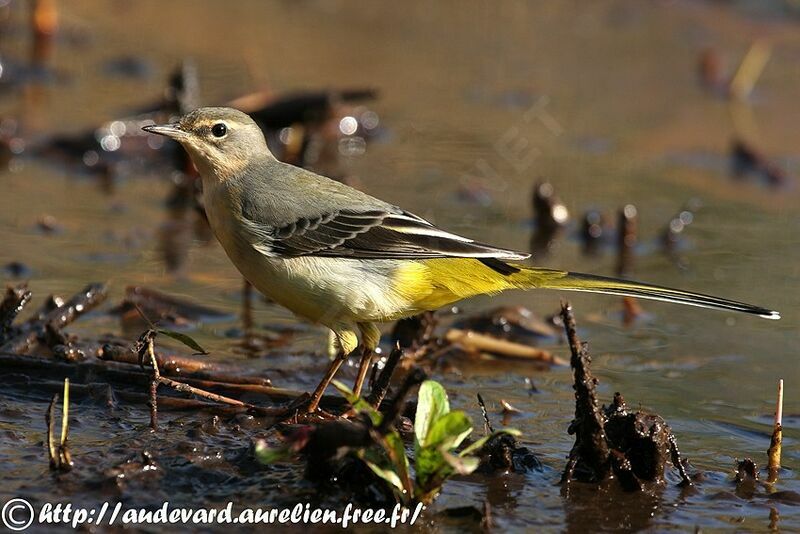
[0,1,798,531]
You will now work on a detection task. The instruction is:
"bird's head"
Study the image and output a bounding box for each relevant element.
[143,107,272,179]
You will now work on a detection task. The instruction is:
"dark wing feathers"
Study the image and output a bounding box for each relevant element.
[259,209,529,262]
[268,210,386,256]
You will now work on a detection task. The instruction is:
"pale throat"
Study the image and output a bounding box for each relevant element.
[195,164,245,255]
[183,143,248,182]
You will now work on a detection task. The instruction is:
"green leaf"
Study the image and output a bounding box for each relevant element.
[415,446,445,489]
[157,329,209,355]
[365,460,406,496]
[415,412,474,489]
[425,411,473,450]
[416,447,478,502]
[335,379,412,501]
[383,432,413,498]
[413,383,477,494]
[414,380,450,450]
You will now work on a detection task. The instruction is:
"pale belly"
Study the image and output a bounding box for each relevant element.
[235,249,415,326]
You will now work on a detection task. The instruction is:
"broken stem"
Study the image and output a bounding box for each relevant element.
[767,378,783,484]
[60,378,69,446]
[46,393,58,469]
[376,368,427,435]
[58,379,72,469]
[366,344,403,409]
[145,333,159,430]
[137,336,161,432]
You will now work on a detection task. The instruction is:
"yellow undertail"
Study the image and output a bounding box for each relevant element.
[394,258,779,320]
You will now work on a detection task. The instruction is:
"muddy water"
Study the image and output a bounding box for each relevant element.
[0,1,798,531]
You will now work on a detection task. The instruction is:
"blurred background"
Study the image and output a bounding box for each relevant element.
[0,1,798,531]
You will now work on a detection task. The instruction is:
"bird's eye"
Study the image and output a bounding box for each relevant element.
[211,123,227,138]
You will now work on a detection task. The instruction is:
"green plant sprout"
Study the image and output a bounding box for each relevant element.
[256,379,519,505]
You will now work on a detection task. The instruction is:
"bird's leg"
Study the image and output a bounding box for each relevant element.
[351,347,373,399]
[307,327,360,413]
[307,349,350,413]
[353,322,381,399]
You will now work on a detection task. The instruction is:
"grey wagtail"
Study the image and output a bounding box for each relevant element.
[143,107,780,412]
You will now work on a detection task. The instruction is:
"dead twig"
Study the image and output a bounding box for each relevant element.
[444,328,564,365]
[134,331,302,425]
[101,343,258,381]
[1,283,107,354]
[0,352,342,411]
[365,345,403,409]
[138,330,249,432]
[157,376,248,406]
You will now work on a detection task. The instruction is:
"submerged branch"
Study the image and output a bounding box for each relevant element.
[560,301,610,482]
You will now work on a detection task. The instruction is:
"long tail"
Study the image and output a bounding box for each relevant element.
[509,266,780,320]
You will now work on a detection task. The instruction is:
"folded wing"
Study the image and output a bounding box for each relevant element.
[245,209,529,261]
